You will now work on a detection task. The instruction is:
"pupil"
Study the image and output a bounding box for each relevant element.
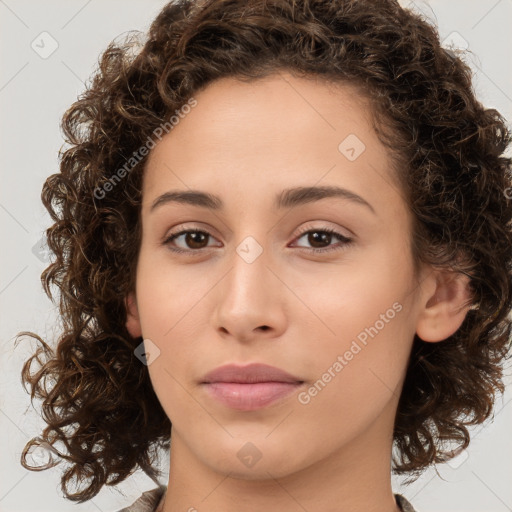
[187,232,207,248]
[309,231,330,248]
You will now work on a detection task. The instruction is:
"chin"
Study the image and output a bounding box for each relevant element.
[195,436,308,480]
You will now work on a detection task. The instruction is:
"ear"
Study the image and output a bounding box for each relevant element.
[415,270,474,343]
[125,292,142,339]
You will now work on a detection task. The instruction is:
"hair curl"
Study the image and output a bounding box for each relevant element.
[17,0,512,503]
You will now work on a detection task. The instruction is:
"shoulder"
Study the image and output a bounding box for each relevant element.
[116,487,412,512]
[115,486,167,512]
[394,493,418,512]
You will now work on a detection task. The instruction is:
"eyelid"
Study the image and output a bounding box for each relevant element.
[293,221,353,241]
[162,221,354,255]
[163,220,352,241]
[162,222,223,242]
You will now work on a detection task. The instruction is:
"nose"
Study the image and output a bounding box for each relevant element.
[213,243,287,343]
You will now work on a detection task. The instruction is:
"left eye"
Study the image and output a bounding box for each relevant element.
[292,228,353,253]
[162,227,353,254]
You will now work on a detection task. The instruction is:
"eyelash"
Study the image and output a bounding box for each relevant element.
[162,226,354,255]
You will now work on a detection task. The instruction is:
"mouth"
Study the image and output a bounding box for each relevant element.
[200,363,305,411]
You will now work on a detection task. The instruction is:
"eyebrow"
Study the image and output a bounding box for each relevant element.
[150,185,376,215]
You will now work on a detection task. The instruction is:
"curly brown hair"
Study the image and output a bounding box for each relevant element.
[17,0,512,504]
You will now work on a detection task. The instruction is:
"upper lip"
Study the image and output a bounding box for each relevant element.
[201,363,303,384]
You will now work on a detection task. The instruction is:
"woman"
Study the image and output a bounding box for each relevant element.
[18,0,512,511]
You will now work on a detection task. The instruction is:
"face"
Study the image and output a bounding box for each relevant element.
[125,72,439,480]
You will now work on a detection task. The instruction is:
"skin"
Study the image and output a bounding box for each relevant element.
[125,71,472,512]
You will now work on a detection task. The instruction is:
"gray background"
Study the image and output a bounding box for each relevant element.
[1,1,511,511]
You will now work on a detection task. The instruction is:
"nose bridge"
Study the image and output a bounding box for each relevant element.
[213,228,285,336]
[220,206,273,292]
[225,232,271,307]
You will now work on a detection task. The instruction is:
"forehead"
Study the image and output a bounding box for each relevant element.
[142,72,403,219]
[161,72,377,148]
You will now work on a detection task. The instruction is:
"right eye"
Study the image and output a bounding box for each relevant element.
[162,228,221,254]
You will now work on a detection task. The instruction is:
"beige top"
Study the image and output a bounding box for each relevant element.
[116,486,417,512]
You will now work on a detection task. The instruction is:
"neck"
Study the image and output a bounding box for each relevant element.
[161,402,402,512]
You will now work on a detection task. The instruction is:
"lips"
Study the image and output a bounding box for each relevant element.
[201,363,303,384]
[200,363,304,411]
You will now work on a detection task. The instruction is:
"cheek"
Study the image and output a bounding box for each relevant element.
[297,245,410,344]
[290,280,413,454]
[135,248,215,338]
[146,357,190,423]
[143,333,201,427]
[294,247,414,396]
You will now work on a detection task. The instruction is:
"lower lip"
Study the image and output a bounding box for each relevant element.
[202,382,303,411]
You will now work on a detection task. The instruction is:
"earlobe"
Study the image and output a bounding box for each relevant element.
[125,292,142,339]
[416,271,474,343]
